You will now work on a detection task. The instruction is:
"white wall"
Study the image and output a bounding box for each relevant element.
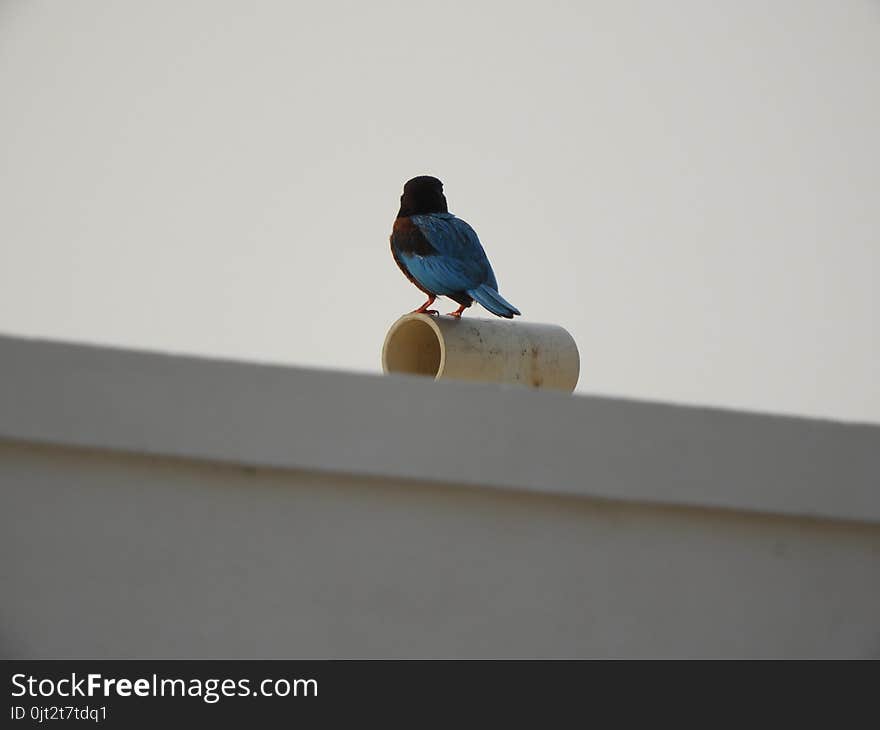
[2,440,879,659]
[1,334,878,658]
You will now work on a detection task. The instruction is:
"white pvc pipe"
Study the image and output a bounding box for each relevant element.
[382,313,580,392]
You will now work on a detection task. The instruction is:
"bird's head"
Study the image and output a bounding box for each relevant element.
[397,175,448,217]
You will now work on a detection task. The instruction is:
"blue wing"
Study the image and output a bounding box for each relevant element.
[393,212,521,317]
[397,213,498,296]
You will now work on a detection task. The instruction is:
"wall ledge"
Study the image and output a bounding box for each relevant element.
[1,333,878,525]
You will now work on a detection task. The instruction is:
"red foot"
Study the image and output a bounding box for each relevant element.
[447,304,468,318]
[412,295,437,315]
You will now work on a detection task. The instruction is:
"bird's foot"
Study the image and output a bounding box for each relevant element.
[411,296,438,316]
[446,304,468,318]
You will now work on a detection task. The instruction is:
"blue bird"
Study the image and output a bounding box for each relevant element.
[390,176,521,319]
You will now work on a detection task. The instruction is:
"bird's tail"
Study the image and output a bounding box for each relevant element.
[467,284,521,319]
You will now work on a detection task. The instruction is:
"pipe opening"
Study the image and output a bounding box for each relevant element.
[383,317,442,378]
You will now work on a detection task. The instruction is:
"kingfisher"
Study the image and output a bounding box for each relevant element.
[390,176,521,318]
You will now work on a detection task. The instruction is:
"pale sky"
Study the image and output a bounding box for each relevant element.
[1,1,878,423]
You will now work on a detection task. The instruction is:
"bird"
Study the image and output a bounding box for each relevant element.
[390,175,521,319]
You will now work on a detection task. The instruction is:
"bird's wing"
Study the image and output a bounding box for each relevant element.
[402,214,498,294]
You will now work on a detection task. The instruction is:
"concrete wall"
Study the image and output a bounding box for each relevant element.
[3,441,879,659]
[1,335,879,658]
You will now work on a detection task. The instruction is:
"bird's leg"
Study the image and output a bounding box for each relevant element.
[412,295,438,316]
[447,303,468,318]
